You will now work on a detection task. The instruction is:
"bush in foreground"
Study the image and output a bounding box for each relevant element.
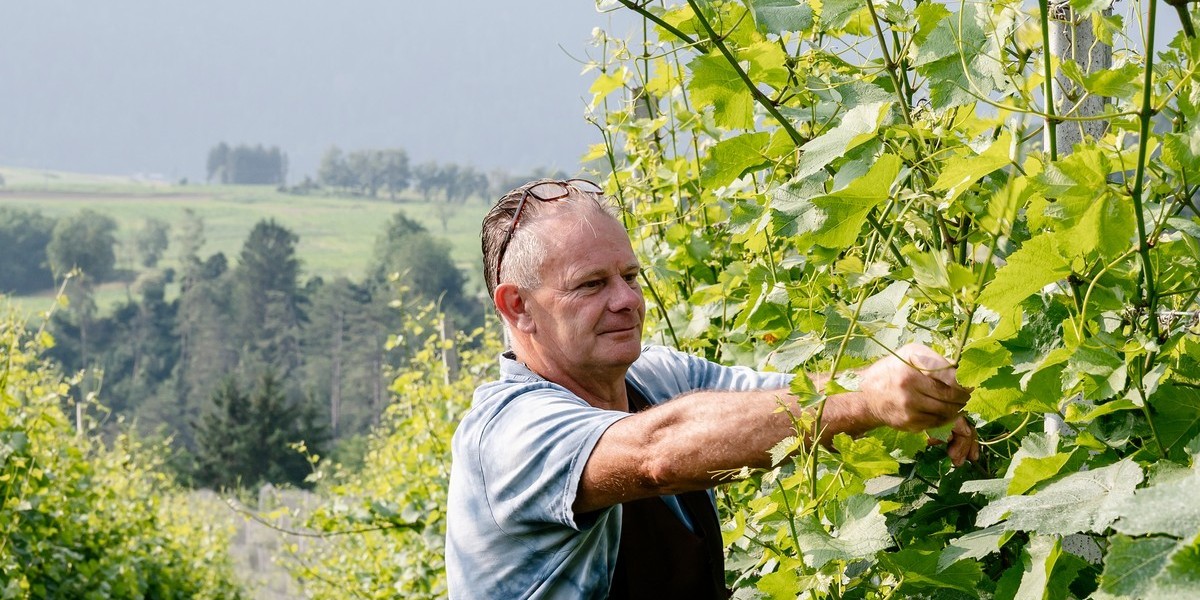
[0,309,245,599]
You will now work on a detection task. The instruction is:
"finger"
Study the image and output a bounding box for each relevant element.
[902,344,968,391]
[914,375,970,408]
[947,417,978,466]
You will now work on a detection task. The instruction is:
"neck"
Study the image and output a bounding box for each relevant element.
[513,345,630,412]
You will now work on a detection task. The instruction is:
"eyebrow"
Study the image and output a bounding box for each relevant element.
[567,263,641,285]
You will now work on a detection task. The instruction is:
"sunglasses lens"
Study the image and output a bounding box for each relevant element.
[569,179,603,194]
[528,182,569,200]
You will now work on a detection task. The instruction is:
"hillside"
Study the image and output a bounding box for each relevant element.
[0,166,489,313]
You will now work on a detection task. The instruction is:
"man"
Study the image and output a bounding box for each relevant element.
[446,179,977,599]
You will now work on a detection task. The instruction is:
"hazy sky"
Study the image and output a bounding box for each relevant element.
[0,2,635,181]
[1,2,1181,182]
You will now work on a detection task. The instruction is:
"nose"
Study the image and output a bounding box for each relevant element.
[608,275,644,313]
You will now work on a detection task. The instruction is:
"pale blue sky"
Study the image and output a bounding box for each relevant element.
[0,2,636,181]
[0,2,1182,182]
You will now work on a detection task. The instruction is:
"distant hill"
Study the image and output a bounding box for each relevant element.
[0,166,489,314]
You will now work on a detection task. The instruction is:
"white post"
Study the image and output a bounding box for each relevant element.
[1045,0,1114,155]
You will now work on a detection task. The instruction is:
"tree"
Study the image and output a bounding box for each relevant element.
[317,145,352,192]
[301,278,400,440]
[134,217,171,268]
[0,207,56,293]
[193,371,327,489]
[412,161,441,199]
[206,142,230,182]
[379,148,411,200]
[370,212,477,325]
[233,219,304,376]
[346,150,380,197]
[46,209,118,283]
[206,142,287,185]
[192,378,253,488]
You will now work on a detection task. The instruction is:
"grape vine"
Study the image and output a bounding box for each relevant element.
[587,0,1200,596]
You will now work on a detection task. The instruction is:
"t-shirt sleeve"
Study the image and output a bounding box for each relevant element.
[475,386,630,533]
[632,345,793,397]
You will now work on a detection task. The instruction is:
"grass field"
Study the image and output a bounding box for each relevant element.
[0,166,490,315]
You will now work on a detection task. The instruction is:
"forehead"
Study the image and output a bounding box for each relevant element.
[535,209,638,274]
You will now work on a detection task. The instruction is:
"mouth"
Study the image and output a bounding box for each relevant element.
[600,323,641,335]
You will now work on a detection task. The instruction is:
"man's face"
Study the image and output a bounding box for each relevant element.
[522,211,646,375]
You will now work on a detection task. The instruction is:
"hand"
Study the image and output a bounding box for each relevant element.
[859,343,970,432]
[927,416,980,467]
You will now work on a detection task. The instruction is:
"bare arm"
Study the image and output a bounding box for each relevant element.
[573,344,973,514]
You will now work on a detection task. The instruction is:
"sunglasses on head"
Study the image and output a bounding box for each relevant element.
[494,179,603,285]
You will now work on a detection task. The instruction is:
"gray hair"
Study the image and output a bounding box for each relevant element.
[480,179,620,299]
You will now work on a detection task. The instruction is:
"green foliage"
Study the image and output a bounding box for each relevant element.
[133,217,170,269]
[0,208,55,294]
[192,371,328,490]
[592,0,1200,596]
[318,146,413,199]
[207,142,287,185]
[279,303,503,598]
[46,209,118,283]
[0,309,244,598]
[371,212,476,324]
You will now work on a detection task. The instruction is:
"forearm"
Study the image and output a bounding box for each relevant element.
[574,387,880,512]
[640,388,880,489]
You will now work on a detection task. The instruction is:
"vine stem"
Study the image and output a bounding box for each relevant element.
[865,0,916,128]
[1131,0,1161,343]
[616,0,702,49]
[1166,0,1196,38]
[683,0,806,145]
[1038,0,1059,161]
[1127,0,1168,459]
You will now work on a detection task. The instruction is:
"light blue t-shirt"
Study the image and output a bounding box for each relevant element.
[445,345,792,599]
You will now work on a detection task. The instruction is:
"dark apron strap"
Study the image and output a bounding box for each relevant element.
[607,383,730,600]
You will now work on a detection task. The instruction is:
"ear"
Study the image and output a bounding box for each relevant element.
[494,283,536,334]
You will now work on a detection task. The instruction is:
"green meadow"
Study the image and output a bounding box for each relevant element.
[0,166,489,314]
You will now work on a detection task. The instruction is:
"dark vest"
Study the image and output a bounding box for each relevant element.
[607,384,730,600]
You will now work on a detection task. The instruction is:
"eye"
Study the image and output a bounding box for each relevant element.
[580,279,604,289]
[623,272,640,285]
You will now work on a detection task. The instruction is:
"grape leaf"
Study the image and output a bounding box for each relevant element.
[688,53,755,129]
[939,525,1008,571]
[793,102,890,180]
[976,459,1143,535]
[701,132,773,189]
[932,132,1013,202]
[976,234,1070,318]
[1010,534,1087,600]
[747,0,814,35]
[806,154,901,248]
[1097,535,1179,598]
[1007,448,1085,495]
[1081,64,1141,98]
[794,495,891,568]
[740,40,791,89]
[880,548,984,597]
[1146,537,1200,598]
[1109,470,1200,539]
[1150,384,1200,457]
[1056,191,1136,260]
[958,339,1012,388]
[833,433,900,479]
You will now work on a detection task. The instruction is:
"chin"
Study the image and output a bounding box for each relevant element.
[609,338,643,364]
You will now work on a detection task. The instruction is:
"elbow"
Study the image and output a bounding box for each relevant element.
[637,454,677,495]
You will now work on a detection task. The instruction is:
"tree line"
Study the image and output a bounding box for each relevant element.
[0,207,171,295]
[314,145,567,203]
[206,142,288,185]
[15,207,479,491]
[200,141,565,205]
